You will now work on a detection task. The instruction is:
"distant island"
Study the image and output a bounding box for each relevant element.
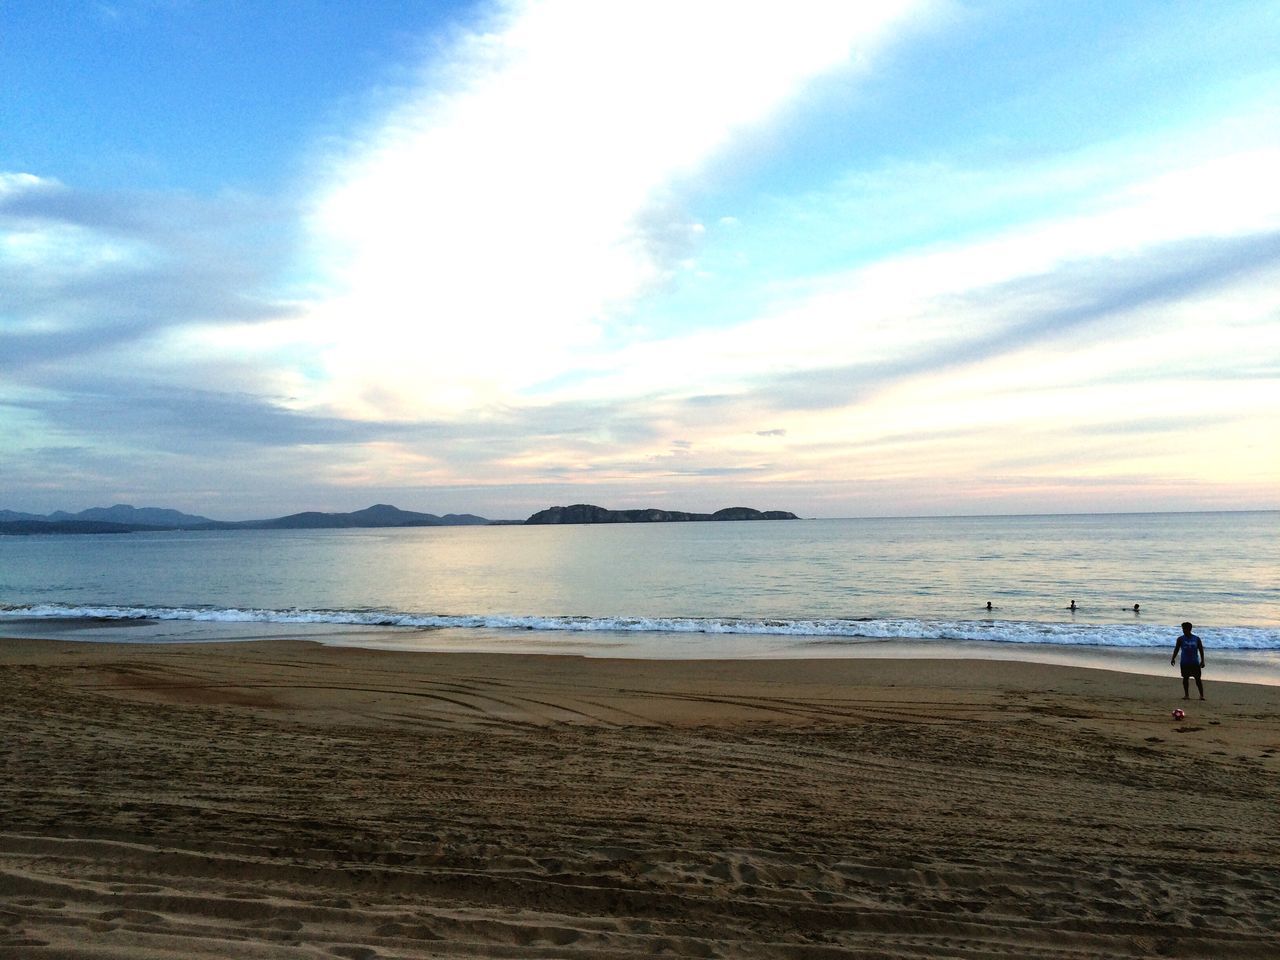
[0,503,489,535]
[204,504,489,531]
[524,504,799,524]
[0,504,219,530]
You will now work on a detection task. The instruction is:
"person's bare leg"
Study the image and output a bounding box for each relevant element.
[1182,677,1190,699]
[1196,677,1204,700]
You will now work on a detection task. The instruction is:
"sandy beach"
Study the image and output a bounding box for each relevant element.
[2,638,1278,958]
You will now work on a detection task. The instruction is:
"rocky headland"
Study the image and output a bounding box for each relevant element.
[525,504,799,524]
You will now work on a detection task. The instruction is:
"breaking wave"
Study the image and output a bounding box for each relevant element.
[2,604,1276,650]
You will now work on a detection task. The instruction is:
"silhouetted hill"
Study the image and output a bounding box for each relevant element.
[525,504,799,524]
[206,504,490,530]
[48,504,215,527]
[1,503,213,534]
[0,509,50,523]
[1,503,490,534]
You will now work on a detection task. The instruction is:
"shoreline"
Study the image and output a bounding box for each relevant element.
[4,615,1280,686]
[4,631,1278,736]
[4,632,1278,731]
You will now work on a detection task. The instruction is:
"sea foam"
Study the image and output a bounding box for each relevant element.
[2,604,1276,650]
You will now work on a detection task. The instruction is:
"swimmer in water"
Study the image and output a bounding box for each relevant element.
[1069,600,1077,611]
[1133,603,1140,613]
[986,601,993,611]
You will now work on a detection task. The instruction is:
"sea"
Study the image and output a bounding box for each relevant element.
[2,511,1278,680]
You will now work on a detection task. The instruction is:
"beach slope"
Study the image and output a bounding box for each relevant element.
[2,638,1277,958]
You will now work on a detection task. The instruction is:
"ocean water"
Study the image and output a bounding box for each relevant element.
[1,512,1276,664]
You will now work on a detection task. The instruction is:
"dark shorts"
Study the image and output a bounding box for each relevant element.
[1181,663,1202,679]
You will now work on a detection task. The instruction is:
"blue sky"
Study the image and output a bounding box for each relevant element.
[2,0,1278,519]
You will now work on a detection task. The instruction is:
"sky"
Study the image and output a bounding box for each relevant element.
[2,0,1278,521]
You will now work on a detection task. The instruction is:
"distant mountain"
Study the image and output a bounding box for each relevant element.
[0,502,490,535]
[48,504,215,528]
[0,503,214,534]
[206,504,490,530]
[525,504,799,524]
[0,509,50,523]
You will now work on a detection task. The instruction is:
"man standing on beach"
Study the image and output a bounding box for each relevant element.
[1171,622,1205,700]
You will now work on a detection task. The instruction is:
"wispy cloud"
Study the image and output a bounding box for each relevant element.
[0,173,298,371]
[507,128,1277,421]
[737,229,1280,414]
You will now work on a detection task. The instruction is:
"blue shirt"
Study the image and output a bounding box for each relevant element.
[1178,633,1201,665]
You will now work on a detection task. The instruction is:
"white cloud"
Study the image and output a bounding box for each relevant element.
[300,0,934,419]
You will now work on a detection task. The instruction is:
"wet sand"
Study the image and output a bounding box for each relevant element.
[2,637,1278,958]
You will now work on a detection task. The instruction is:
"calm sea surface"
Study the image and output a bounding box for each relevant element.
[2,513,1277,664]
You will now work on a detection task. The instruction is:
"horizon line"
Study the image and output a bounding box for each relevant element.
[4,502,1277,526]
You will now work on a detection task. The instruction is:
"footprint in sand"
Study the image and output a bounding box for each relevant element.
[329,947,379,960]
[97,909,165,925]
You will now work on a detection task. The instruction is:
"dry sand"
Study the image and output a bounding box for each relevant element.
[1,637,1278,959]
